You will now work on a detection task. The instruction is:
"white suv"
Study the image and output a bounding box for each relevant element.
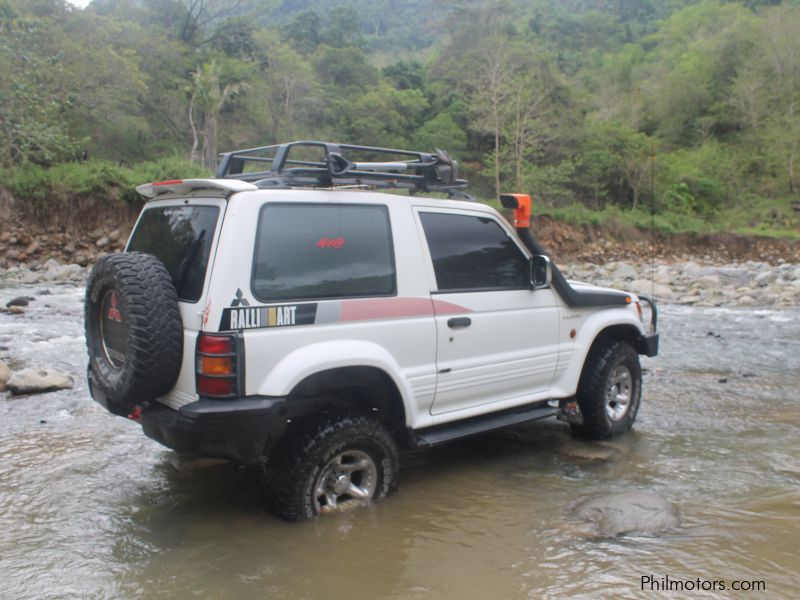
[84,141,658,520]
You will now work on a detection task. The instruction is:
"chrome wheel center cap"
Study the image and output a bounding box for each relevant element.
[331,474,350,495]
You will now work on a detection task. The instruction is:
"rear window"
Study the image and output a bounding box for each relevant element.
[127,205,219,303]
[252,203,395,302]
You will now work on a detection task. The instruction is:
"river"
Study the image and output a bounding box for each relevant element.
[1,280,798,599]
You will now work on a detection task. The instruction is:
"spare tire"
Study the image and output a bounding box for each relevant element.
[84,252,183,416]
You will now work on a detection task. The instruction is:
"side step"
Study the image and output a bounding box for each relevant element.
[412,404,557,448]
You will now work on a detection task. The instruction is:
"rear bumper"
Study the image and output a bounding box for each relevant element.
[140,396,288,464]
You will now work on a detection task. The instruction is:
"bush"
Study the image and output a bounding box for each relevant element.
[0,157,210,224]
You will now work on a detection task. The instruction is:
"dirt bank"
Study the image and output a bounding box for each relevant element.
[0,212,798,270]
[531,214,799,265]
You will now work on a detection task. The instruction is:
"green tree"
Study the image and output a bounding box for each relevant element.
[189,59,249,169]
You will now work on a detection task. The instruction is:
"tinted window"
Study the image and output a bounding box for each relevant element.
[127,205,219,303]
[420,212,528,291]
[252,204,395,301]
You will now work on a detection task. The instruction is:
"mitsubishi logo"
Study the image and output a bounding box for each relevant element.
[107,292,122,322]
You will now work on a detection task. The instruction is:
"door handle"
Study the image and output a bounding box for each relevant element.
[447,317,472,329]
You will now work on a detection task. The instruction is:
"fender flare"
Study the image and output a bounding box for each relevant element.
[555,308,645,397]
[256,340,414,422]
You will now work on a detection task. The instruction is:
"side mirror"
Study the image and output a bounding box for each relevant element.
[530,255,552,290]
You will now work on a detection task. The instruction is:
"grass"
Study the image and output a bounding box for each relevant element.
[530,202,799,239]
[0,157,210,224]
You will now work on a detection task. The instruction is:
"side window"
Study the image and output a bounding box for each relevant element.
[420,212,529,292]
[252,204,395,302]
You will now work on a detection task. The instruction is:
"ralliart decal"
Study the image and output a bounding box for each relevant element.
[217,297,472,332]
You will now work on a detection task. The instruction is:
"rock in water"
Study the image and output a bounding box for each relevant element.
[575,492,679,537]
[0,360,11,391]
[6,368,74,395]
[6,296,34,308]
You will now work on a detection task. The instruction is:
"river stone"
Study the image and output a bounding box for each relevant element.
[0,360,10,391]
[681,261,702,277]
[613,262,638,280]
[6,296,34,308]
[6,368,74,395]
[754,271,777,287]
[20,271,39,284]
[169,454,228,471]
[575,492,679,537]
[562,441,626,463]
[627,279,672,298]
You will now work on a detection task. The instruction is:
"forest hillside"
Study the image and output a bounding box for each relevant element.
[1,0,799,242]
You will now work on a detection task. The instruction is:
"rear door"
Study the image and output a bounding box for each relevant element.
[415,208,560,415]
[125,197,227,408]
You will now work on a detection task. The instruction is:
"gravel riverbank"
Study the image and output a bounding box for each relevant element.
[1,256,797,310]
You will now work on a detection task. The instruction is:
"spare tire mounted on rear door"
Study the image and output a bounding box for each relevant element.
[85,252,184,416]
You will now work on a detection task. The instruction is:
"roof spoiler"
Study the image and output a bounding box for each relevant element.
[136,179,258,199]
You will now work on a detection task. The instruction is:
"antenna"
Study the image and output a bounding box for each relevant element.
[650,141,656,304]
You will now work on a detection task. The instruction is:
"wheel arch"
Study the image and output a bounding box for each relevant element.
[552,313,644,398]
[576,324,642,388]
[286,366,408,440]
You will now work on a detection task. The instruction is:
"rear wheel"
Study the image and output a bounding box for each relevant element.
[263,414,399,521]
[571,340,641,439]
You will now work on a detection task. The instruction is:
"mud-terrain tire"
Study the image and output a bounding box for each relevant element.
[571,340,641,439]
[85,252,183,416]
[263,414,399,521]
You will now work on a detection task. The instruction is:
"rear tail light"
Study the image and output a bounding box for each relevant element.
[196,333,241,398]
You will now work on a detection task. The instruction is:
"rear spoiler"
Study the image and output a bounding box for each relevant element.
[136,179,258,199]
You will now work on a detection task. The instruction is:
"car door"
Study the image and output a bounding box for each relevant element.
[415,208,560,416]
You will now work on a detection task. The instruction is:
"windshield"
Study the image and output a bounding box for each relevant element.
[127,205,220,303]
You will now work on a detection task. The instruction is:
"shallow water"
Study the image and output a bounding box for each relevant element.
[1,282,798,599]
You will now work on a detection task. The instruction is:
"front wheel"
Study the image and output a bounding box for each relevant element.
[571,340,641,439]
[263,415,399,521]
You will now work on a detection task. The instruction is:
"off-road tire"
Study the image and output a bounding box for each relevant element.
[85,252,183,416]
[263,414,399,521]
[571,340,641,439]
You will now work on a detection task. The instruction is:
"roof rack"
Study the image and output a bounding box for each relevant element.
[215,140,471,199]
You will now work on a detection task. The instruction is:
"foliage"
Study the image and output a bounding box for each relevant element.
[0,157,209,221]
[0,0,798,234]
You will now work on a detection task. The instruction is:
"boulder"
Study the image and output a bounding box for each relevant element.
[695,274,721,288]
[681,261,702,277]
[627,279,672,298]
[6,368,74,395]
[20,271,40,284]
[0,360,10,391]
[6,296,34,308]
[613,262,638,280]
[575,492,679,537]
[754,271,778,287]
